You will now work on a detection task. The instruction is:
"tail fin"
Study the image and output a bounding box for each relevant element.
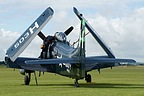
[79,19,86,58]
[6,7,54,62]
[77,18,86,79]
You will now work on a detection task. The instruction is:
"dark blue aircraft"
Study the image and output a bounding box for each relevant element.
[5,7,135,87]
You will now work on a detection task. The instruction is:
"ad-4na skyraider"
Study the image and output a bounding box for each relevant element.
[5,7,136,87]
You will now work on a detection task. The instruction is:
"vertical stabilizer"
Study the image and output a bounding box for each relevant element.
[79,19,86,58]
[6,7,54,62]
[78,18,86,78]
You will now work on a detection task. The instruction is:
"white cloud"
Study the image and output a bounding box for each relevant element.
[1,0,144,62]
[83,7,144,62]
[0,0,141,11]
[0,29,42,61]
[0,29,19,60]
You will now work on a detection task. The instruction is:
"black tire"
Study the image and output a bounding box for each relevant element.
[74,79,79,87]
[24,75,30,85]
[85,74,92,83]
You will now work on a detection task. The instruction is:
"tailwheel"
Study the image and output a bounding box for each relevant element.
[74,79,79,87]
[85,74,92,83]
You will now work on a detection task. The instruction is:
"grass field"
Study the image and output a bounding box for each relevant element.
[1,66,144,96]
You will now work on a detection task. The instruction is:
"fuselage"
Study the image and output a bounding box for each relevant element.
[50,40,83,79]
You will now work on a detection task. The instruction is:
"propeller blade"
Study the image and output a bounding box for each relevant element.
[38,31,46,40]
[64,26,74,35]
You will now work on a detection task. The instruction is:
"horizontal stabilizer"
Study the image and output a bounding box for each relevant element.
[6,7,54,62]
[25,58,80,65]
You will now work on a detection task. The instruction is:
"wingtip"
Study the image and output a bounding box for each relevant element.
[73,7,76,10]
[48,7,54,14]
[73,7,77,13]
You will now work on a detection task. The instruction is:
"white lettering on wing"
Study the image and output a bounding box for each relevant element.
[14,22,39,49]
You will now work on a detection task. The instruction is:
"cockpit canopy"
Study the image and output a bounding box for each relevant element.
[54,32,67,42]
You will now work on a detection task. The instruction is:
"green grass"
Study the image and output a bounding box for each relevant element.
[1,66,144,96]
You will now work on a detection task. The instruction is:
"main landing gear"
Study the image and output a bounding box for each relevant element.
[85,74,92,83]
[74,74,92,87]
[74,79,79,87]
[24,73,31,85]
[24,71,38,86]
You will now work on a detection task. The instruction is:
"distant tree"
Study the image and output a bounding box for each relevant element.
[0,61,5,65]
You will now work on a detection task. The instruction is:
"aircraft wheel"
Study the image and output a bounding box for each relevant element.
[24,75,30,85]
[74,79,79,87]
[85,74,92,83]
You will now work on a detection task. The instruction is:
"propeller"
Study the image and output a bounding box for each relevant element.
[64,26,74,36]
[38,31,46,40]
[38,26,74,40]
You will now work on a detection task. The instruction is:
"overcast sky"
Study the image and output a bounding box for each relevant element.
[0,0,144,62]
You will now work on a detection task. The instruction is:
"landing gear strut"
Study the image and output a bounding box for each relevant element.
[34,72,38,86]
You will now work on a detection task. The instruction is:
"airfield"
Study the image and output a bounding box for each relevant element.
[0,65,144,96]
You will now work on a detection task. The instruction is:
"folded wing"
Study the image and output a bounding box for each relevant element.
[6,7,54,62]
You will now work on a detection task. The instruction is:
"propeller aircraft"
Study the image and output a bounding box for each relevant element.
[5,7,135,87]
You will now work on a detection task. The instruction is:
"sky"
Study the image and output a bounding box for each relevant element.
[0,0,144,62]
